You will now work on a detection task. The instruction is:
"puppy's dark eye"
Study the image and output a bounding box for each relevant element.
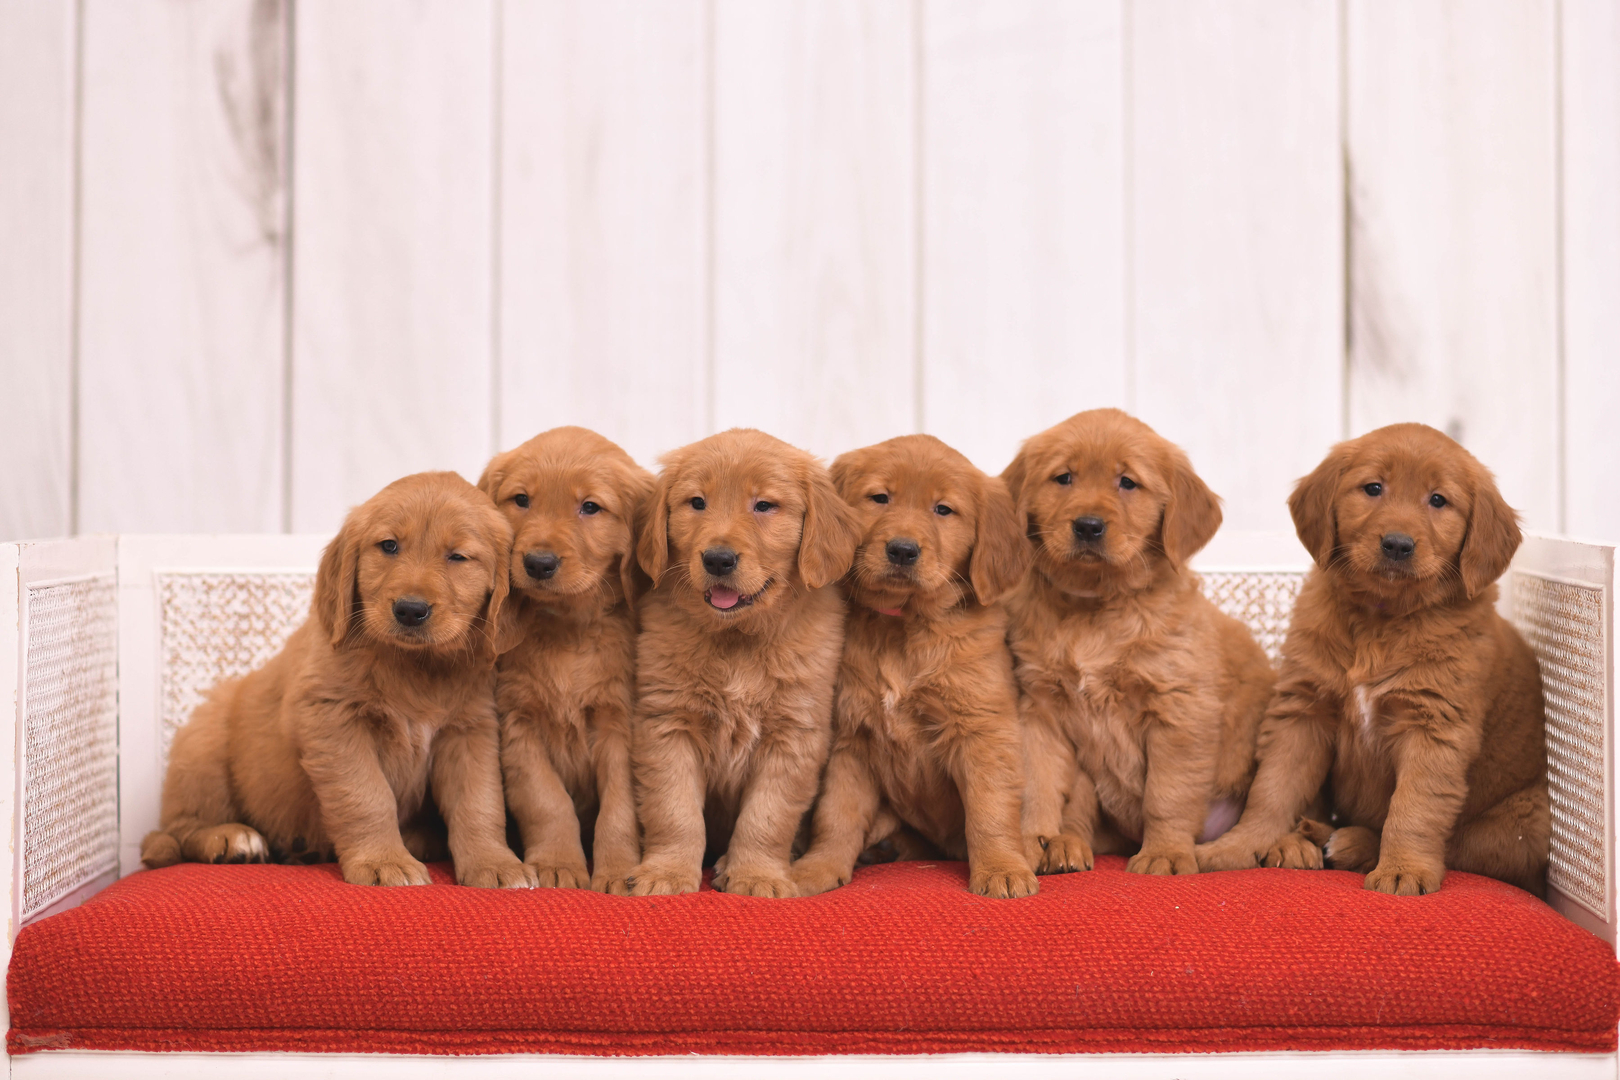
[1429,493,1447,508]
[869,493,889,504]
[447,552,468,562]
[1053,473,1073,486]
[1119,476,1137,491]
[1364,482,1383,497]
[580,501,602,515]
[379,539,398,555]
[690,496,706,511]
[513,494,530,509]
[753,500,776,513]
[934,504,953,516]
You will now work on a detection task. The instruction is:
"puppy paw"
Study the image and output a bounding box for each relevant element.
[790,856,853,896]
[526,859,588,889]
[716,870,798,898]
[1262,828,1324,870]
[626,864,700,896]
[590,868,635,896]
[1364,858,1443,897]
[1036,832,1094,874]
[191,824,269,865]
[1194,833,1262,872]
[457,852,537,889]
[970,862,1039,899]
[342,851,431,887]
[140,830,182,868]
[1324,826,1380,873]
[1127,844,1199,876]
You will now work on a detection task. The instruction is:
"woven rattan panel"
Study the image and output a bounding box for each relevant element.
[157,572,315,761]
[22,574,119,919]
[1200,571,1305,664]
[1512,572,1610,917]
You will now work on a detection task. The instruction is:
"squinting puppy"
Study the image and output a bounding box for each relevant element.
[628,428,861,897]
[143,472,534,889]
[1003,409,1275,876]
[792,435,1036,898]
[1197,424,1548,896]
[480,427,654,893]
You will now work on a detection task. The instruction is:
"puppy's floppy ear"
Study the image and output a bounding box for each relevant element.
[798,461,862,589]
[313,511,363,649]
[617,461,657,611]
[476,448,513,502]
[480,503,519,656]
[636,462,675,586]
[1460,465,1521,598]
[1159,447,1222,567]
[970,475,1031,605]
[1289,443,1352,568]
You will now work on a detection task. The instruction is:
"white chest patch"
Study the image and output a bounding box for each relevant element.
[1351,685,1378,738]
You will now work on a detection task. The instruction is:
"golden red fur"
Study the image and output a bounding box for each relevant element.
[141,472,533,889]
[1002,409,1275,876]
[626,429,861,898]
[791,434,1037,898]
[1197,423,1548,896]
[479,427,654,893]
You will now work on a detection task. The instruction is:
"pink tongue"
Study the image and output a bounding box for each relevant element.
[708,585,742,609]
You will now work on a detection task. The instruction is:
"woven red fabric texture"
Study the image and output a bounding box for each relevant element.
[9,857,1617,1057]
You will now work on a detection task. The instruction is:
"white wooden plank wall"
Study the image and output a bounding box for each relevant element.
[2,0,1617,544]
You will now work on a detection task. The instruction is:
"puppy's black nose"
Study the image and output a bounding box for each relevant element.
[523,551,561,580]
[886,538,921,566]
[392,598,431,627]
[1072,517,1107,542]
[1381,533,1416,561]
[702,547,738,577]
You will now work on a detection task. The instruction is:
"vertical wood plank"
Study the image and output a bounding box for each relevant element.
[76,0,287,534]
[921,0,1127,477]
[499,0,708,469]
[0,0,76,541]
[290,0,495,531]
[1131,0,1343,535]
[1346,0,1559,531]
[1562,0,1620,544]
[712,0,916,463]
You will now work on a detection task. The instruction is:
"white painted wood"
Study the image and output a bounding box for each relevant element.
[9,1050,1618,1080]
[498,0,709,470]
[1346,0,1560,532]
[76,0,287,534]
[712,0,917,463]
[115,534,327,877]
[1130,0,1343,536]
[921,0,1127,477]
[0,0,76,543]
[1,541,19,1033]
[1561,0,1620,546]
[289,0,495,531]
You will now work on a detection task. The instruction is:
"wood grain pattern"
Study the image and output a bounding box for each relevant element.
[1131,0,1343,534]
[289,0,495,531]
[712,0,917,464]
[499,0,708,469]
[0,0,76,542]
[1346,0,1560,530]
[921,0,1127,476]
[76,0,287,533]
[1561,0,1620,542]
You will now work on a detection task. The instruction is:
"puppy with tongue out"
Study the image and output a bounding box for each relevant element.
[626,429,861,898]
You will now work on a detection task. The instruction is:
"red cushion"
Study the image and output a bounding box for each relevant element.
[9,857,1617,1057]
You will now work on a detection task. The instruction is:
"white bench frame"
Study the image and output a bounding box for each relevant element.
[2,530,1615,1079]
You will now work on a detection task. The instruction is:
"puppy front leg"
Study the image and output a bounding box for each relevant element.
[588,725,639,895]
[434,718,538,888]
[1021,702,1082,872]
[502,714,588,887]
[1130,716,1216,875]
[791,741,880,896]
[303,717,429,887]
[1367,707,1473,896]
[957,723,1039,898]
[628,724,707,896]
[718,731,828,898]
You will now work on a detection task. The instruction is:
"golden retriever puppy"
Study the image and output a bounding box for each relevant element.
[141,472,535,889]
[791,435,1037,899]
[479,427,654,893]
[627,429,861,898]
[1196,424,1548,896]
[1003,409,1275,876]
